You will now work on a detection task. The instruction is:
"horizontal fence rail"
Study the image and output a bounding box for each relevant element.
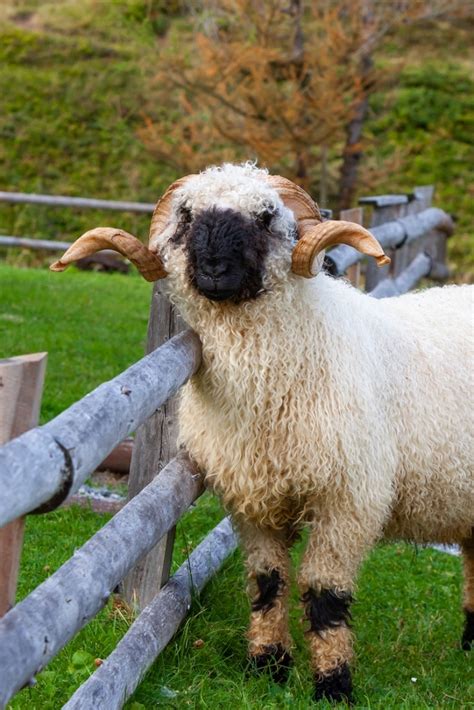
[0,235,73,251]
[0,191,155,213]
[0,455,203,707]
[326,207,453,276]
[64,517,238,710]
[359,194,410,207]
[0,330,202,527]
[0,209,452,279]
[0,236,119,261]
[370,252,432,299]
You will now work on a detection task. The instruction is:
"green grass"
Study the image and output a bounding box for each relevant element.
[8,494,228,710]
[127,542,471,710]
[9,504,472,710]
[0,264,151,421]
[2,266,472,708]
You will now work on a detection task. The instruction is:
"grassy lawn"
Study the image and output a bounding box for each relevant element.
[8,506,471,710]
[0,263,152,421]
[1,265,472,708]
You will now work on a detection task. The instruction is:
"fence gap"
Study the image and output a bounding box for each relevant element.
[0,352,47,617]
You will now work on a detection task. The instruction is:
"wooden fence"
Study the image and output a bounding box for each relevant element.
[0,185,454,708]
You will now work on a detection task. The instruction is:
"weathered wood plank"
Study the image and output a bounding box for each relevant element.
[364,195,408,290]
[0,191,155,213]
[0,330,202,527]
[359,194,409,208]
[339,207,363,287]
[325,207,453,277]
[391,186,434,277]
[407,186,448,277]
[0,236,126,261]
[0,236,73,251]
[0,455,203,707]
[0,353,47,617]
[0,520,24,618]
[0,353,47,440]
[123,284,186,610]
[64,517,238,710]
[369,252,432,299]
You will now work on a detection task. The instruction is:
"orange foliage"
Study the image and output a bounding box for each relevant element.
[140,0,471,199]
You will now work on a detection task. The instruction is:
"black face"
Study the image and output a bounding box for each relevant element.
[176,207,271,303]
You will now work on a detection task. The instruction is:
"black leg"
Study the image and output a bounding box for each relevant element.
[461,609,474,651]
[251,642,293,683]
[314,663,353,704]
[302,588,354,704]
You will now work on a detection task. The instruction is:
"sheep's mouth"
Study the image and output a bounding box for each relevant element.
[197,285,268,304]
[199,288,237,302]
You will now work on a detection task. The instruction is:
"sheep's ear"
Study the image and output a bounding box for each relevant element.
[50,228,167,282]
[292,220,390,278]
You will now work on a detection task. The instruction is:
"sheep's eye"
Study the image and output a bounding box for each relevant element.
[171,205,193,245]
[257,209,275,229]
[179,206,192,224]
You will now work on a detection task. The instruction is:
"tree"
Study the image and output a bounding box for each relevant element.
[337,0,472,208]
[140,0,471,207]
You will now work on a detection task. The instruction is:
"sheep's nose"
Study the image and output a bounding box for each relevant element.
[200,261,228,279]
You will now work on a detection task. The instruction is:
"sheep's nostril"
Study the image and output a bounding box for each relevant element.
[199,264,212,278]
[213,263,228,278]
[201,262,228,279]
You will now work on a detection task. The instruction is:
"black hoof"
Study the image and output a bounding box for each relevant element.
[314,663,353,704]
[461,610,474,650]
[251,643,293,684]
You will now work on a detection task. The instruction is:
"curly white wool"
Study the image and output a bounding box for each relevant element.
[156,163,473,547]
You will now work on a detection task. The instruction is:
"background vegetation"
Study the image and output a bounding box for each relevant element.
[1,1,473,707]
[0,0,473,277]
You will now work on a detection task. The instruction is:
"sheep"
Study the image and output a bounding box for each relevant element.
[51,163,474,704]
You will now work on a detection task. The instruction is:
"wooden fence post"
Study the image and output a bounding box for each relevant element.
[359,194,409,291]
[339,206,364,287]
[122,283,185,610]
[391,186,434,277]
[0,352,47,617]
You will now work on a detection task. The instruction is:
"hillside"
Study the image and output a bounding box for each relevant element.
[0,1,473,278]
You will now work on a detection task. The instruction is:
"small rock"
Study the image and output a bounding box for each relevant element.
[160,686,178,698]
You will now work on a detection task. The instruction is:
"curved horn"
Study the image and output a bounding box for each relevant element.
[292,221,391,278]
[266,175,390,278]
[149,175,195,250]
[50,228,167,282]
[265,175,322,233]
